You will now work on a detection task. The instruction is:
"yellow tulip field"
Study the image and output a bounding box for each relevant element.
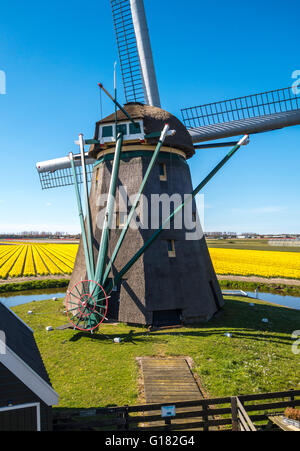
[209,248,300,280]
[0,243,78,279]
[1,241,299,280]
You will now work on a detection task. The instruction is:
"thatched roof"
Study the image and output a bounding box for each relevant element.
[89,103,195,159]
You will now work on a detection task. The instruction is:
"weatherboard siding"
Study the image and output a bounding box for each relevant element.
[0,363,52,431]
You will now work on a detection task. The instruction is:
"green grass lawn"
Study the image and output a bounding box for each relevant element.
[13,296,300,410]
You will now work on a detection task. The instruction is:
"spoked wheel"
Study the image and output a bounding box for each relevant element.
[66,280,108,331]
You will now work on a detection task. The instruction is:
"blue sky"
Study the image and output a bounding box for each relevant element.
[0,0,299,234]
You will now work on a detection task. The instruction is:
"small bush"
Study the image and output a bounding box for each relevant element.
[284,408,300,421]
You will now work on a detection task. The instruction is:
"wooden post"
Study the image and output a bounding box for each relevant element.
[290,389,295,404]
[165,418,172,430]
[231,397,239,431]
[124,405,129,430]
[203,401,209,431]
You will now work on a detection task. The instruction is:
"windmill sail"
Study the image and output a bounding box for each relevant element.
[111,0,145,104]
[182,87,300,143]
[111,0,161,107]
[36,154,95,190]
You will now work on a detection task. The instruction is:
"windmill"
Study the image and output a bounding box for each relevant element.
[36,0,300,331]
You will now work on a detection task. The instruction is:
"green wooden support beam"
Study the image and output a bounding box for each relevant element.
[85,139,101,145]
[93,133,124,285]
[104,135,249,293]
[79,134,94,277]
[101,124,171,287]
[69,153,93,280]
[144,131,162,139]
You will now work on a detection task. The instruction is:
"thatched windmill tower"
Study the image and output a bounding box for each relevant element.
[36,0,300,331]
[67,103,224,327]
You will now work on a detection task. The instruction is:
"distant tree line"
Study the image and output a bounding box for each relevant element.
[0,231,80,239]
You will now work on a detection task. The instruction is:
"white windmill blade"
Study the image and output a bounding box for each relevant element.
[36,153,95,190]
[182,86,300,144]
[111,0,161,107]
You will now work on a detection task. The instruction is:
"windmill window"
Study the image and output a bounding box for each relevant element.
[116,212,127,228]
[159,163,167,181]
[102,125,113,138]
[129,122,141,135]
[117,124,128,136]
[167,240,176,258]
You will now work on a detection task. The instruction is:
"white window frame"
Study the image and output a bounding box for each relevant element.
[0,402,41,431]
[99,120,145,144]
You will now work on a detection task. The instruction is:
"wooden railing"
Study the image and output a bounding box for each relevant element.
[231,397,257,431]
[53,389,300,431]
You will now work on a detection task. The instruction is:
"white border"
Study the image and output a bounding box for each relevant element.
[0,403,41,431]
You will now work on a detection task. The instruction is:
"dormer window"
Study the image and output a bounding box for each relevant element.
[102,125,113,138]
[129,122,141,134]
[99,120,144,144]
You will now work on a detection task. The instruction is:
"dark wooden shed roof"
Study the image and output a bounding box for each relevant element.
[89,103,195,159]
[0,303,58,406]
[0,303,51,385]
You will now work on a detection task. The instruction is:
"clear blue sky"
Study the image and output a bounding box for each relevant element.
[0,0,299,234]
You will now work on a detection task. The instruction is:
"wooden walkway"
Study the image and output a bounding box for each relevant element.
[140,357,207,430]
[141,357,202,403]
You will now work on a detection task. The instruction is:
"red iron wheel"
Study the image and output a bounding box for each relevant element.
[66,280,108,331]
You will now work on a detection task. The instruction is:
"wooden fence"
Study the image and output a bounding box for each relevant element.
[53,389,300,431]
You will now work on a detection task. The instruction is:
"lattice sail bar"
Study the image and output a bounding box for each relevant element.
[181,87,300,129]
[111,0,145,104]
[36,154,95,190]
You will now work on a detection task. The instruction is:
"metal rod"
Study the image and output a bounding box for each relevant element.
[106,135,249,291]
[94,133,124,285]
[79,134,94,277]
[101,123,171,286]
[69,153,92,280]
[98,82,137,126]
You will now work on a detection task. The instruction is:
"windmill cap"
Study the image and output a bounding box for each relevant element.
[90,103,195,159]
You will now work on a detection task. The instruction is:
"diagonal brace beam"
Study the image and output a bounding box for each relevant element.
[94,133,124,284]
[69,153,93,280]
[105,135,249,292]
[78,134,94,277]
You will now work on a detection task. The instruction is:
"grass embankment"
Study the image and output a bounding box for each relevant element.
[219,280,300,297]
[13,296,300,410]
[0,279,69,294]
